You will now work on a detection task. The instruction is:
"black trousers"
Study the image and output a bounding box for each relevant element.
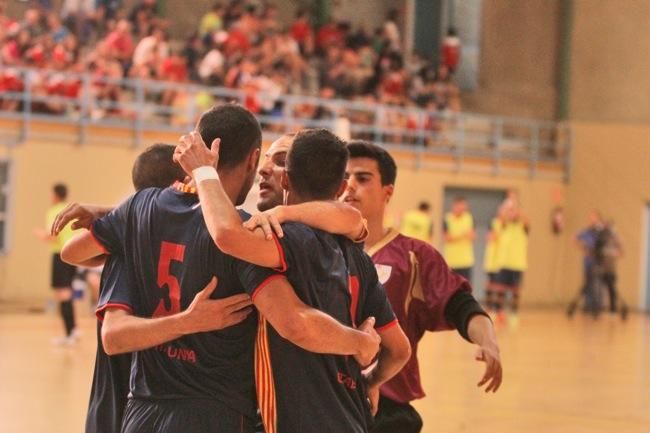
[370,395,423,433]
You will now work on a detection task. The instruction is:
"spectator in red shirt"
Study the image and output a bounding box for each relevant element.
[316,20,344,51]
[224,21,250,56]
[105,19,134,65]
[291,9,313,54]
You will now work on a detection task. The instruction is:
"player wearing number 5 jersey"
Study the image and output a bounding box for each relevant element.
[62,105,380,433]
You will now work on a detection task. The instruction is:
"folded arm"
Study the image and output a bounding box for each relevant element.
[102,278,253,355]
[61,231,106,266]
[365,323,411,414]
[253,276,379,363]
[250,202,367,242]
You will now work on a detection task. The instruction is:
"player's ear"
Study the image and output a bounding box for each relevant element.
[384,184,395,204]
[281,169,290,191]
[248,148,261,171]
[335,179,348,199]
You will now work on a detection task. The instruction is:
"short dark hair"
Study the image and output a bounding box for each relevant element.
[196,104,262,170]
[418,201,430,212]
[132,143,186,191]
[287,129,348,201]
[453,196,466,203]
[53,183,67,200]
[347,140,397,186]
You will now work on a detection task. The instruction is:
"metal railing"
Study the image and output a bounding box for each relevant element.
[0,67,571,180]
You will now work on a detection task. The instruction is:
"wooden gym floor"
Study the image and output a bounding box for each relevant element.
[0,309,648,433]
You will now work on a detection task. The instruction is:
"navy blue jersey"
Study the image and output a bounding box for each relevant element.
[240,222,396,433]
[86,255,131,433]
[91,186,275,421]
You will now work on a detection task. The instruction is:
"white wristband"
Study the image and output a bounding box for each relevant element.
[192,166,219,184]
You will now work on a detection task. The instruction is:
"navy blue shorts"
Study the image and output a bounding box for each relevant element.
[496,269,523,289]
[51,253,76,288]
[121,398,256,433]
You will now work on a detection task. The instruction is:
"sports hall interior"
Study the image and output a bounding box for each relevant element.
[0,1,649,432]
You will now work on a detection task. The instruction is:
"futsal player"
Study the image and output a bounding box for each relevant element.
[341,141,502,433]
[443,196,476,280]
[85,143,187,433]
[484,204,505,317]
[61,105,381,433]
[34,183,78,344]
[173,128,411,433]
[493,198,530,325]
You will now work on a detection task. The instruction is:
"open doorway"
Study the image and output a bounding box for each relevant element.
[442,187,507,301]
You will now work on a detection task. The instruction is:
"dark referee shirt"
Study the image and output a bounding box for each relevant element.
[85,255,131,433]
[91,186,275,422]
[242,222,396,433]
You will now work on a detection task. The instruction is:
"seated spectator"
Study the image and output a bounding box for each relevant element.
[47,13,70,44]
[158,49,188,108]
[131,26,168,79]
[290,9,313,55]
[104,19,134,69]
[317,20,344,52]
[21,7,47,39]
[198,33,226,85]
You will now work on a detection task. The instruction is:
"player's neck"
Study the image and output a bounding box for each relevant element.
[184,173,241,204]
[219,174,244,204]
[364,215,391,252]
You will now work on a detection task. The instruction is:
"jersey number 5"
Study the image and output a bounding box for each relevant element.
[153,241,186,318]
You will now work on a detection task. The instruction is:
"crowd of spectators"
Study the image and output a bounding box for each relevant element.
[0,0,462,142]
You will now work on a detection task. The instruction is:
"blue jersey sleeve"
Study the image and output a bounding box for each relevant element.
[235,259,283,300]
[91,195,135,254]
[95,255,134,320]
[234,223,309,300]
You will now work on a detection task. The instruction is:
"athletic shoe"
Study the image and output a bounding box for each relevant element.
[51,335,78,346]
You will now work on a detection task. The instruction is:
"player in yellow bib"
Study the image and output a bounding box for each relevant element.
[484,207,505,314]
[493,200,529,324]
[34,184,78,344]
[399,201,433,243]
[443,197,476,280]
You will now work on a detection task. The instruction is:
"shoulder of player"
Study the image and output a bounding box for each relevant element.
[396,233,444,260]
[130,186,165,204]
[279,221,320,240]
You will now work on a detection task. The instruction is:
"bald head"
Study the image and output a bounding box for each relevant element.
[257,134,295,211]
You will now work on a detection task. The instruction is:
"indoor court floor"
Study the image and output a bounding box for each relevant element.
[1,309,649,433]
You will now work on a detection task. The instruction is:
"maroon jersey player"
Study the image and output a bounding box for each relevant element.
[341,141,502,433]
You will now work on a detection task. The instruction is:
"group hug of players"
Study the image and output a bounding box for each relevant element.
[51,104,503,433]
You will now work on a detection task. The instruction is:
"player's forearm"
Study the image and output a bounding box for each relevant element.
[367,328,411,388]
[279,201,366,241]
[60,232,105,266]
[196,178,244,246]
[102,311,194,355]
[467,314,498,350]
[274,308,368,356]
[78,255,108,268]
[197,179,282,268]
